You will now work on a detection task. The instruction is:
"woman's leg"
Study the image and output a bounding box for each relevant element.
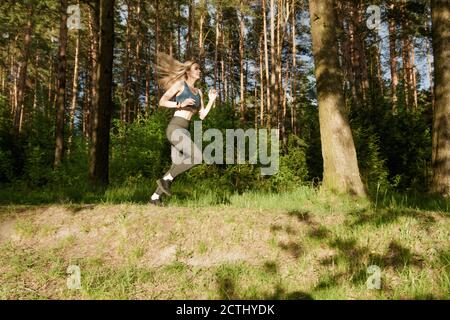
[164,126,202,179]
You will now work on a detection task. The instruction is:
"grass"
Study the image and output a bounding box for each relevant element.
[0,180,448,300]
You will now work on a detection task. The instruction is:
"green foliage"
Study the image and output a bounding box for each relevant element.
[266,134,309,192]
[352,125,390,193]
[378,109,432,192]
[110,112,171,183]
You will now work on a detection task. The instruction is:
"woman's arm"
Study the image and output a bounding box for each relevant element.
[198,89,218,120]
[158,81,185,108]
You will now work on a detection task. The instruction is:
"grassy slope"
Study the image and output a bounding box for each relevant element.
[0,185,449,300]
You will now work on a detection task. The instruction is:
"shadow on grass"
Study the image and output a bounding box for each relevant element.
[286,210,331,240]
[346,207,439,228]
[367,189,450,213]
[280,210,429,295]
[63,204,97,214]
[216,262,314,300]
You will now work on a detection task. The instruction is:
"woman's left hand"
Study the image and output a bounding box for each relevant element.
[208,88,218,101]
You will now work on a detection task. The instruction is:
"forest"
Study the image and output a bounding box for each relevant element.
[0,0,448,300]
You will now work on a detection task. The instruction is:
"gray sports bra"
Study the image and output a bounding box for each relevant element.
[175,81,201,109]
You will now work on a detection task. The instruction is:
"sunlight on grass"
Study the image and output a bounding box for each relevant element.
[0,183,448,299]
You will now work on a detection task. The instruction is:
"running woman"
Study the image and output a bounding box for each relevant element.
[150,52,218,205]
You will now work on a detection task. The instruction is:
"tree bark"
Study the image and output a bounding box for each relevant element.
[261,0,271,128]
[269,0,276,129]
[259,32,265,127]
[68,29,80,155]
[134,0,142,119]
[89,0,115,187]
[239,0,245,122]
[388,1,399,113]
[54,0,68,168]
[198,0,206,83]
[88,4,99,143]
[14,5,34,136]
[214,6,220,89]
[186,0,194,59]
[154,0,160,107]
[309,0,367,197]
[430,0,450,197]
[291,0,297,135]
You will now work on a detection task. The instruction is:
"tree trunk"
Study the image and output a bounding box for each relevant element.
[186,0,194,59]
[88,4,99,143]
[145,37,151,116]
[222,33,227,101]
[279,0,290,142]
[261,0,271,128]
[239,0,245,122]
[259,32,265,127]
[121,0,131,123]
[410,42,418,109]
[269,0,276,129]
[291,0,297,135]
[430,0,450,197]
[68,30,80,155]
[177,1,181,60]
[54,0,68,168]
[309,0,367,197]
[214,7,220,89]
[83,60,91,140]
[276,0,281,132]
[154,0,160,107]
[14,6,34,136]
[134,0,142,119]
[349,0,368,109]
[388,2,399,113]
[198,0,206,83]
[426,34,434,110]
[89,0,115,187]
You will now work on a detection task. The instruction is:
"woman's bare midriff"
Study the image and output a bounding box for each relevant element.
[173,109,195,121]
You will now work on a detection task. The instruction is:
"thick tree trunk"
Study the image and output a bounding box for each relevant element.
[54,0,68,168]
[430,0,450,197]
[309,0,367,197]
[89,0,115,187]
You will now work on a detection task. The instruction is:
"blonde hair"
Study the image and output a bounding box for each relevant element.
[156,52,197,91]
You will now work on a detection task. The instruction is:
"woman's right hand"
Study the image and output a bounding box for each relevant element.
[181,98,196,108]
